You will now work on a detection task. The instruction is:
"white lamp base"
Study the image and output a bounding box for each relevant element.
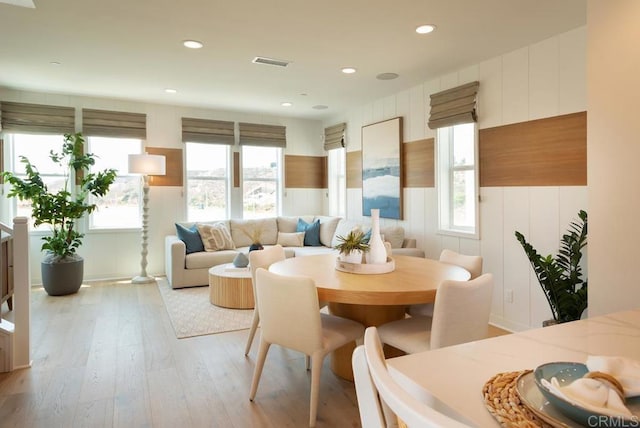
[131,275,157,284]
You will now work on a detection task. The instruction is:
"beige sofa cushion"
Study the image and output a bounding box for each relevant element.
[277,215,314,233]
[229,218,278,247]
[196,222,235,251]
[185,249,238,269]
[380,226,405,249]
[314,216,342,247]
[277,232,305,247]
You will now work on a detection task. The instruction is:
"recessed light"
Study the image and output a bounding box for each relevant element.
[312,105,328,110]
[183,40,204,49]
[281,102,293,107]
[341,67,357,74]
[416,24,436,34]
[50,61,61,66]
[165,88,177,94]
[376,72,399,80]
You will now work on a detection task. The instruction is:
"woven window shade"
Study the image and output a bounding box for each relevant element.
[428,81,479,129]
[82,108,146,139]
[238,122,286,148]
[324,123,346,150]
[181,117,235,145]
[0,101,75,134]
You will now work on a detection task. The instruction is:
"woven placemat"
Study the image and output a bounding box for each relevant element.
[482,370,554,428]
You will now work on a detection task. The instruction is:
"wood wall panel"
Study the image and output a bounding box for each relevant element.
[403,138,434,188]
[145,147,183,187]
[284,155,325,188]
[346,151,362,188]
[479,112,586,186]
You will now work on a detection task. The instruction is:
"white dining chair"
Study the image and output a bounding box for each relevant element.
[245,245,286,356]
[379,273,494,354]
[249,268,365,427]
[352,344,396,428]
[409,249,483,317]
[361,327,471,428]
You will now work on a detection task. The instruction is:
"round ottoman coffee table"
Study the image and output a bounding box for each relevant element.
[208,263,254,309]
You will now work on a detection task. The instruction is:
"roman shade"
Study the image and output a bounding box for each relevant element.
[323,123,346,150]
[182,117,235,145]
[238,122,286,148]
[428,81,479,129]
[0,101,75,134]
[82,108,146,139]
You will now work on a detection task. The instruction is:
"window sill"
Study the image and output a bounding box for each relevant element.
[437,228,479,240]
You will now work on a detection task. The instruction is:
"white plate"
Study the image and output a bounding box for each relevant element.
[516,371,574,428]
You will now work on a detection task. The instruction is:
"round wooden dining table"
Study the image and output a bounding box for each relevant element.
[269,253,470,380]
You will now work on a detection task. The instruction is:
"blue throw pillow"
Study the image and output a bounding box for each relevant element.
[296,218,321,246]
[175,223,204,254]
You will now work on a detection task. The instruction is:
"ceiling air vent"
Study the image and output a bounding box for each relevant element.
[252,56,290,68]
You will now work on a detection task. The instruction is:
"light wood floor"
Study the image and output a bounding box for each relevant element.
[0,280,509,428]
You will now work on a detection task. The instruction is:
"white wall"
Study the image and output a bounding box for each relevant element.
[0,90,324,283]
[587,0,640,316]
[325,26,588,331]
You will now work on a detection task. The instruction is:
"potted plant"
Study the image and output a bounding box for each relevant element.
[2,133,117,296]
[334,230,370,264]
[515,210,588,324]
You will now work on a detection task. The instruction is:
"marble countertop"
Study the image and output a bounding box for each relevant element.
[386,309,640,426]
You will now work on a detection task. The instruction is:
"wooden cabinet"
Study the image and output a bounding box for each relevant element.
[1,233,13,311]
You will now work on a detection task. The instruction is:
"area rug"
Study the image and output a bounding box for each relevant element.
[156,278,254,339]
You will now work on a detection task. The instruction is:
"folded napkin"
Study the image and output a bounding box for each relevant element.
[541,377,633,418]
[586,356,640,398]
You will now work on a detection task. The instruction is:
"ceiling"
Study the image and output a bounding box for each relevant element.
[0,0,586,121]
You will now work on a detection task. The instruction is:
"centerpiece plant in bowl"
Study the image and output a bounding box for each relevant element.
[334,230,369,264]
[2,132,117,296]
[515,210,588,325]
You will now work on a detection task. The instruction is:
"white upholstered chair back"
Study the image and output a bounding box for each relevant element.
[362,327,471,428]
[430,273,494,350]
[244,245,286,356]
[254,268,323,355]
[439,249,483,279]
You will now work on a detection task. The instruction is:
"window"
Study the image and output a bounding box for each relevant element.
[87,136,142,229]
[328,148,346,217]
[436,122,479,238]
[185,142,230,221]
[7,133,67,230]
[242,146,281,218]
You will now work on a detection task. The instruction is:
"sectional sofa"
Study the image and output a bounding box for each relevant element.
[165,215,424,288]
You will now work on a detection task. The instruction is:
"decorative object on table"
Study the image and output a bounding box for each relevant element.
[1,133,117,296]
[239,223,264,251]
[128,153,166,284]
[361,117,403,219]
[334,230,369,264]
[233,252,249,268]
[534,361,640,427]
[335,257,395,274]
[515,210,588,324]
[482,370,554,427]
[365,208,387,264]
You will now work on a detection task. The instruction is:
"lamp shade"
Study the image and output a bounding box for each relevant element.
[128,153,166,175]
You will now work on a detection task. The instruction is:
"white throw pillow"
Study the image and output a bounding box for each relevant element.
[276,232,305,247]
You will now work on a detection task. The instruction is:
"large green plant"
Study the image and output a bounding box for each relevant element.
[515,210,588,323]
[2,133,117,260]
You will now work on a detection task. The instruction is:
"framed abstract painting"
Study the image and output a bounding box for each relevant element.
[361,117,403,219]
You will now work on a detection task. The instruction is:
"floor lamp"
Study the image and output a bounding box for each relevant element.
[128,153,166,284]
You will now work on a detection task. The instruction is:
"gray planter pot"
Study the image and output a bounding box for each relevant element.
[41,254,84,296]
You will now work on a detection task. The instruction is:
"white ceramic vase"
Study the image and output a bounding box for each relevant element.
[367,209,387,264]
